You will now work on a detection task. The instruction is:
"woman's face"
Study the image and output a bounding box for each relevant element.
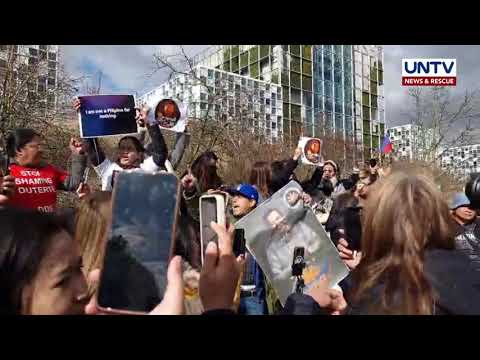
[16,135,44,167]
[22,230,88,315]
[118,139,142,167]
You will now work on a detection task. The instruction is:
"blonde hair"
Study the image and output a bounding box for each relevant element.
[351,168,455,314]
[74,191,112,296]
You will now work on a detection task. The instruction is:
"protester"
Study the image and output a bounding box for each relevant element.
[181,150,223,221]
[74,191,112,297]
[74,99,168,191]
[225,184,268,315]
[449,192,480,266]
[3,128,86,212]
[322,160,345,197]
[286,169,480,315]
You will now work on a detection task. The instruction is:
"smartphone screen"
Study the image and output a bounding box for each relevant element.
[97,172,179,313]
[233,228,246,257]
[343,207,362,251]
[200,197,218,262]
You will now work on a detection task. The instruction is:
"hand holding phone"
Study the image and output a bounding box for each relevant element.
[96,172,180,314]
[199,222,243,312]
[86,256,185,315]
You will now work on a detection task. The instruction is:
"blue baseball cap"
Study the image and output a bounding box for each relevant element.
[226,184,259,203]
[449,193,471,210]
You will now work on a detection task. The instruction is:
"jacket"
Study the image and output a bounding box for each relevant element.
[325,193,359,245]
[453,218,480,267]
[270,158,299,195]
[282,248,480,315]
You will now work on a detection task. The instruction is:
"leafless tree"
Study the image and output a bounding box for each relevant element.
[403,86,480,164]
[0,45,82,157]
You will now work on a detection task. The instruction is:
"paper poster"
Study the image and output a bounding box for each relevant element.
[298,137,324,166]
[78,95,138,138]
[144,96,188,133]
[235,181,349,306]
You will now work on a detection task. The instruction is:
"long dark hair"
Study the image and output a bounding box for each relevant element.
[249,161,272,199]
[0,208,72,315]
[190,151,222,193]
[6,128,40,158]
[174,196,201,269]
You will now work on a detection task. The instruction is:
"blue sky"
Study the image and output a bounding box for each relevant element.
[61,45,480,128]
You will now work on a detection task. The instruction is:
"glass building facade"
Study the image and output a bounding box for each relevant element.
[352,45,385,161]
[194,45,385,162]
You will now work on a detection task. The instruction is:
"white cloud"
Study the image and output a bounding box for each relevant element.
[60,45,209,95]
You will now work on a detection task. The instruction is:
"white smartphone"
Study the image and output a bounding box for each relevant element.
[199,194,226,264]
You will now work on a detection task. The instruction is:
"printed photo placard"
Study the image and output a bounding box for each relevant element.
[235,181,349,305]
[297,137,324,166]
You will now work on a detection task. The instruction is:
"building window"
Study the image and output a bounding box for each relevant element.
[29,48,38,57]
[291,56,301,73]
[290,45,300,56]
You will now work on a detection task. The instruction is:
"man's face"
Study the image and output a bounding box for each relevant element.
[266,210,290,234]
[232,195,255,217]
[453,205,476,223]
[322,164,336,180]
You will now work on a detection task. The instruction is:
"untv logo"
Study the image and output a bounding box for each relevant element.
[402,59,456,86]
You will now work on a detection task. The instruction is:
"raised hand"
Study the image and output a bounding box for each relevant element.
[73,98,81,112]
[69,138,85,155]
[293,147,303,161]
[199,222,245,312]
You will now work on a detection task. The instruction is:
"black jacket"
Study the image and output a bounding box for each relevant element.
[325,192,358,245]
[282,249,480,315]
[270,158,299,195]
[453,218,480,267]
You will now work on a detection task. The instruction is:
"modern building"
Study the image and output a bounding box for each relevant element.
[193,45,385,162]
[440,143,480,181]
[0,45,59,109]
[387,124,437,161]
[138,65,283,142]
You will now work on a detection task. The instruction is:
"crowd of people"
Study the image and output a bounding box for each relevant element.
[0,98,480,315]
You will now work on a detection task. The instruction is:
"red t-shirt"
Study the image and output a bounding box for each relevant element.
[8,163,69,213]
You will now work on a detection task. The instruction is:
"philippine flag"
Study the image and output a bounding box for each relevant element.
[381,136,393,154]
